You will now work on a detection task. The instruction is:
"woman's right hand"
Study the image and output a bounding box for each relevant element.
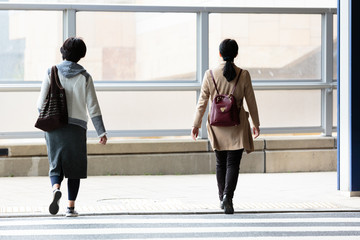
[191,127,199,141]
[253,127,260,139]
[99,135,107,145]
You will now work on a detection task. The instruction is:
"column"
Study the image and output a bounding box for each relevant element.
[338,0,360,196]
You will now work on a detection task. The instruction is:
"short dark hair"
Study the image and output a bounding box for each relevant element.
[219,39,238,82]
[60,37,87,63]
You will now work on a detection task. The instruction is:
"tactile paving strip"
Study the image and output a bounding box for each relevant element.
[0,199,340,215]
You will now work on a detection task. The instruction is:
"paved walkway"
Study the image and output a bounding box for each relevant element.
[1,172,360,217]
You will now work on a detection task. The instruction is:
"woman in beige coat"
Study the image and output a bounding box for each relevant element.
[191,39,260,214]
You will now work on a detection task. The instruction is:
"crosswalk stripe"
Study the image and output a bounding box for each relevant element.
[1,226,360,236]
[2,213,360,239]
[1,217,360,226]
[0,202,340,214]
[94,238,360,240]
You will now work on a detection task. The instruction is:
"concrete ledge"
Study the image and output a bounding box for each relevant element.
[253,139,265,151]
[4,144,47,158]
[266,149,337,173]
[265,136,336,150]
[0,136,337,177]
[0,157,49,177]
[88,153,216,175]
[0,151,265,177]
[241,151,264,173]
[1,139,210,157]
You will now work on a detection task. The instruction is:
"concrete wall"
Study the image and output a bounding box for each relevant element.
[0,136,337,177]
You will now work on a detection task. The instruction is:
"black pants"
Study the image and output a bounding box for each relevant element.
[215,149,244,201]
[50,175,80,201]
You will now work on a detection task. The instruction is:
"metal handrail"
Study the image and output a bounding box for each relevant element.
[0,81,337,92]
[0,3,337,14]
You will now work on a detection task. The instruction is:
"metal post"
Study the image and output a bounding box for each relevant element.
[321,11,334,136]
[63,9,76,40]
[338,0,360,196]
[196,11,209,139]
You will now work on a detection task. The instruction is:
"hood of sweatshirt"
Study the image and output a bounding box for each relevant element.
[56,60,86,78]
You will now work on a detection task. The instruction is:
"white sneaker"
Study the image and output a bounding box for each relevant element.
[49,189,62,215]
[65,207,78,217]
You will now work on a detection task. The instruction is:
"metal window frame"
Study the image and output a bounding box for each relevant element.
[0,3,337,138]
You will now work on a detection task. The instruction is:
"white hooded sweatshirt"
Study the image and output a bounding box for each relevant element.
[37,60,106,137]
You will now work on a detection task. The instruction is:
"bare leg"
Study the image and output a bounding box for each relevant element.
[52,183,61,191]
[69,200,75,208]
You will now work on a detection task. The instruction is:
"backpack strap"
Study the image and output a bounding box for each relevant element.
[210,69,243,95]
[230,69,242,95]
[209,70,220,95]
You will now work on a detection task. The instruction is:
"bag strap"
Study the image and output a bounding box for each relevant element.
[50,66,64,91]
[210,69,243,95]
[231,69,242,95]
[209,70,220,95]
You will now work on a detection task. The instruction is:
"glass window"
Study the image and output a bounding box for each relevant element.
[0,3,337,138]
[0,11,62,81]
[252,90,321,128]
[0,91,196,133]
[89,91,196,132]
[333,14,337,81]
[209,14,322,81]
[0,92,40,132]
[333,89,337,127]
[77,12,196,81]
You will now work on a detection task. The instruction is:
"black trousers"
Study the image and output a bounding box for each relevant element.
[50,175,80,201]
[215,149,244,201]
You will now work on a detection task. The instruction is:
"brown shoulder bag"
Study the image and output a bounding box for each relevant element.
[35,66,68,132]
[209,69,242,127]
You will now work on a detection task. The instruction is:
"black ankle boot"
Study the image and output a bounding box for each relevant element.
[222,195,234,214]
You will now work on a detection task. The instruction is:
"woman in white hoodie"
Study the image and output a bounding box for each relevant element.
[37,37,107,217]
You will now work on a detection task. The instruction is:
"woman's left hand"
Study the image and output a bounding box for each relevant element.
[253,127,260,139]
[191,127,199,140]
[99,135,107,145]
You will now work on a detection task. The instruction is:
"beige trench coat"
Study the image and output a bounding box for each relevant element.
[193,62,260,153]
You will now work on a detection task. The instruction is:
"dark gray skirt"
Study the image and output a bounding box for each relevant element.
[45,124,87,179]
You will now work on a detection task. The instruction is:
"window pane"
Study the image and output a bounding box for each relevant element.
[0,11,62,81]
[0,92,39,132]
[209,14,322,81]
[77,12,196,81]
[333,14,337,81]
[333,89,337,127]
[91,91,196,131]
[0,91,196,133]
[253,90,321,128]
